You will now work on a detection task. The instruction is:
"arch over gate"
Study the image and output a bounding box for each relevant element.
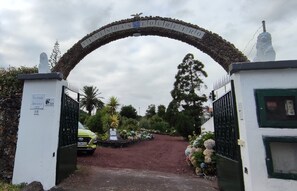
[53,16,248,78]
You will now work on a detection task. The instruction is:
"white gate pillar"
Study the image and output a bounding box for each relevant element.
[230,60,297,191]
[12,73,66,190]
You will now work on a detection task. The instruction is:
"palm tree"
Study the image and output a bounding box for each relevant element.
[80,86,104,115]
[107,96,120,115]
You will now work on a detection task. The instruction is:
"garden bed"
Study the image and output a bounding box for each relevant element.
[97,139,141,148]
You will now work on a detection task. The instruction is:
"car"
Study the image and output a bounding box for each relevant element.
[77,122,98,155]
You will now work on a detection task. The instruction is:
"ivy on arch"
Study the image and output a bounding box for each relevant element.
[53,16,248,78]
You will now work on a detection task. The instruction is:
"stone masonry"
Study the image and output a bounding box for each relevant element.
[0,95,21,181]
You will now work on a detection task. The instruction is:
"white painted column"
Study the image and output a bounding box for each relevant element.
[230,60,297,191]
[12,73,67,190]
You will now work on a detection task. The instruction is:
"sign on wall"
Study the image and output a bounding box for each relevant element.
[30,94,45,110]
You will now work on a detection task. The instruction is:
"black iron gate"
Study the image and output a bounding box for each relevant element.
[212,80,244,191]
[56,86,79,184]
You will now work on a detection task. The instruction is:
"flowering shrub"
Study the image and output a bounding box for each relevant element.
[185,131,216,176]
[119,129,154,141]
[140,131,154,140]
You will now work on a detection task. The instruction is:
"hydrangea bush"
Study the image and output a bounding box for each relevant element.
[185,131,216,176]
[119,129,154,141]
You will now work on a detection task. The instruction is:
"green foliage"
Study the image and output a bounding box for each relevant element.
[120,117,139,131]
[187,131,216,176]
[118,129,153,141]
[192,150,204,164]
[49,40,61,69]
[195,131,214,149]
[175,112,195,139]
[85,111,104,133]
[100,106,112,132]
[152,121,170,133]
[79,109,89,124]
[97,132,109,141]
[145,104,156,118]
[157,105,166,120]
[105,96,121,130]
[139,115,172,135]
[0,66,37,96]
[109,114,119,128]
[106,96,120,115]
[80,86,104,115]
[150,115,170,133]
[138,115,171,134]
[120,105,137,119]
[167,128,178,136]
[189,131,215,148]
[139,118,150,129]
[139,130,154,140]
[169,53,208,134]
[0,180,26,191]
[118,129,128,140]
[165,100,179,127]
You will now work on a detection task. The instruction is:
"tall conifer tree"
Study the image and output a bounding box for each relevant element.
[170,53,208,134]
[49,40,61,69]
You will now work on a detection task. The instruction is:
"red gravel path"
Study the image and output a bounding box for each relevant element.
[77,134,194,176]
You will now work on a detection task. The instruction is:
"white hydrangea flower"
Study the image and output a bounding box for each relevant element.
[204,139,215,149]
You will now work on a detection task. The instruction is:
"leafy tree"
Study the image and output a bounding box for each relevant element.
[139,118,150,129]
[120,105,137,119]
[79,109,89,124]
[85,111,104,133]
[150,115,170,133]
[120,117,139,131]
[166,100,179,127]
[157,105,166,120]
[145,104,156,118]
[175,112,195,139]
[49,40,61,69]
[170,53,208,134]
[80,86,104,115]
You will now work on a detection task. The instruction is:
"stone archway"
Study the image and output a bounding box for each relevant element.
[53,16,248,78]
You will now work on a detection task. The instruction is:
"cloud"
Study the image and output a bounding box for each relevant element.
[241,0,297,23]
[1,0,296,115]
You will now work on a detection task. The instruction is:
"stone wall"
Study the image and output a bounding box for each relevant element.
[0,95,21,181]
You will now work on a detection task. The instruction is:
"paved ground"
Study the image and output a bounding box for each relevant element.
[58,165,219,191]
[77,134,192,175]
[56,134,219,191]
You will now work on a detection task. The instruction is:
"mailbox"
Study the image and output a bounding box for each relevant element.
[255,89,297,128]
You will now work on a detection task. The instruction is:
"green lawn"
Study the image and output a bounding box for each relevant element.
[0,180,26,191]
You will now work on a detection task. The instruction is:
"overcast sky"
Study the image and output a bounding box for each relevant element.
[1,0,296,115]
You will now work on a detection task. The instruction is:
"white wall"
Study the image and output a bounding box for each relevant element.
[201,117,214,132]
[13,79,67,190]
[232,68,297,191]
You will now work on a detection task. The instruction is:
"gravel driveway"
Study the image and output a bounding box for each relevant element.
[57,134,219,191]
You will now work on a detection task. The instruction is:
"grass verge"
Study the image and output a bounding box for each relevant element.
[0,180,26,191]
